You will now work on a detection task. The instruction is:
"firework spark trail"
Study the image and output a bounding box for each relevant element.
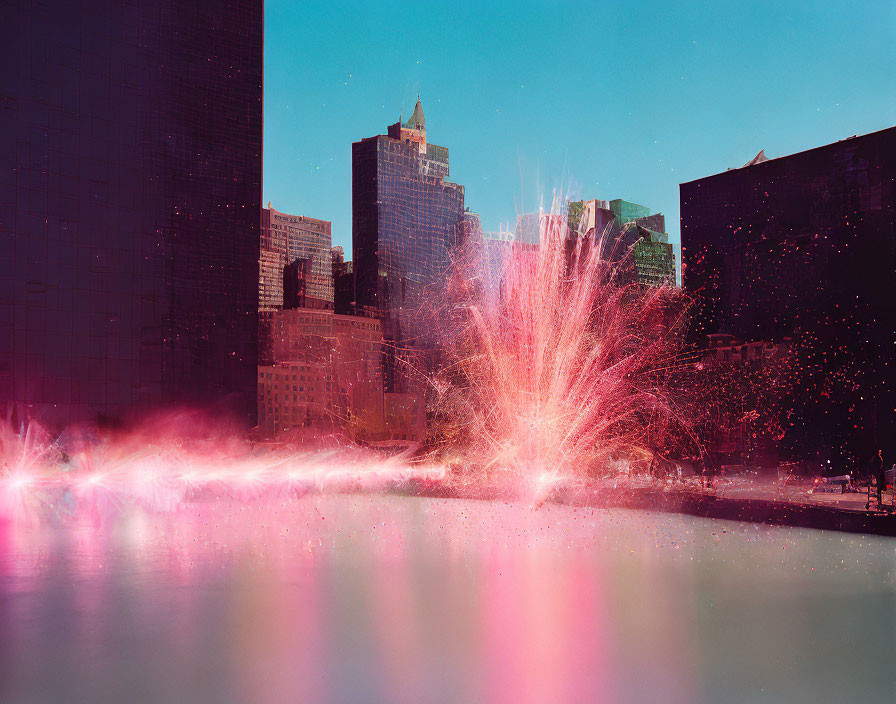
[433,196,689,500]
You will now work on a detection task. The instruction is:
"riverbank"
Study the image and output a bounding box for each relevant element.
[560,486,896,537]
[400,478,896,537]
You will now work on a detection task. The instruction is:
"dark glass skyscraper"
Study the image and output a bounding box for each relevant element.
[0,1,263,427]
[352,98,465,387]
[681,127,896,467]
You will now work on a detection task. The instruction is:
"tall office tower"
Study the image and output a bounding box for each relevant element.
[263,207,334,307]
[0,0,263,427]
[681,127,896,465]
[282,256,333,311]
[352,98,465,385]
[628,226,676,286]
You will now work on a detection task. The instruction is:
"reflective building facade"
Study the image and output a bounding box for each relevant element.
[566,199,676,286]
[352,98,465,389]
[629,225,676,286]
[681,127,896,466]
[1,0,263,427]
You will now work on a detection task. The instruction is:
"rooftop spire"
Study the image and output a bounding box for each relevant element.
[403,96,425,131]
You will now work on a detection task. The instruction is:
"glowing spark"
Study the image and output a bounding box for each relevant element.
[432,194,689,500]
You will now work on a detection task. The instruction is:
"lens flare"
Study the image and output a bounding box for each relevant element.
[0,411,449,525]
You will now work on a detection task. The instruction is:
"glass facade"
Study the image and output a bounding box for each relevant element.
[631,228,676,286]
[457,211,483,248]
[680,126,896,466]
[0,0,263,428]
[609,199,651,225]
[566,200,676,285]
[352,104,465,382]
[259,207,287,310]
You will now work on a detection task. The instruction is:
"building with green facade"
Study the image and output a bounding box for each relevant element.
[609,199,651,225]
[630,226,676,286]
[566,198,676,286]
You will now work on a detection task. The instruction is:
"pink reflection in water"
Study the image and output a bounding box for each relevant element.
[2,495,895,703]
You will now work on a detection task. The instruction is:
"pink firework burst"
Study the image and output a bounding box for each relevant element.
[432,199,690,496]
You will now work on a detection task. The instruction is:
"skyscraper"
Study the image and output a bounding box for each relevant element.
[457,210,483,249]
[0,0,263,427]
[680,126,896,466]
[352,98,465,387]
[629,226,676,287]
[608,199,651,225]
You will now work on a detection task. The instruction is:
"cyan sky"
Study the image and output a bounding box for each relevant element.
[263,0,896,269]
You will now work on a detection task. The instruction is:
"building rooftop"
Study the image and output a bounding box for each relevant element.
[680,124,896,185]
[403,97,425,131]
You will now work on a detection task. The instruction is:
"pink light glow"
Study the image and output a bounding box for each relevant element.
[430,196,689,498]
[0,411,447,525]
[0,201,691,525]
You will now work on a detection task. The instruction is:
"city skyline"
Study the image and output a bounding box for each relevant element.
[263,0,896,268]
[4,4,896,702]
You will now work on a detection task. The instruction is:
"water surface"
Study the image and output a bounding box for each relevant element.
[2,495,895,703]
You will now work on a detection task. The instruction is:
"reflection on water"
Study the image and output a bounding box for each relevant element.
[1,496,895,703]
